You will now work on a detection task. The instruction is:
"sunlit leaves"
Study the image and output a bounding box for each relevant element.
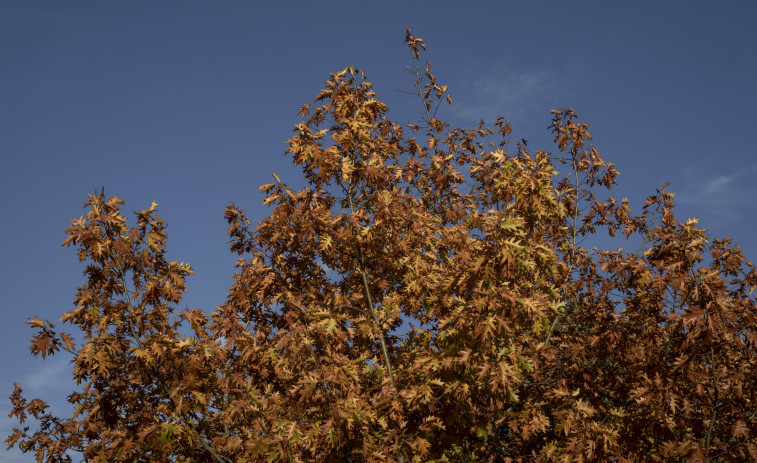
[8,30,757,463]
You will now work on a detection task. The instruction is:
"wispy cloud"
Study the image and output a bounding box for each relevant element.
[677,161,757,224]
[2,357,79,461]
[24,357,74,394]
[702,175,736,194]
[452,61,583,129]
[452,68,561,124]
[699,168,755,196]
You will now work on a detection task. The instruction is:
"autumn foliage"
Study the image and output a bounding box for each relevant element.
[8,30,757,462]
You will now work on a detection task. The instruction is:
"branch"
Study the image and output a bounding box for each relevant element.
[542,154,582,349]
[704,337,720,457]
[346,186,397,389]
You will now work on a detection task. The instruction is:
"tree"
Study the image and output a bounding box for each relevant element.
[8,29,757,462]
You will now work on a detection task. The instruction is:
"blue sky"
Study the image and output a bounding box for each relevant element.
[2,1,756,460]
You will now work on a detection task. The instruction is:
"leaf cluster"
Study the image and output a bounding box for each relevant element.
[7,30,757,462]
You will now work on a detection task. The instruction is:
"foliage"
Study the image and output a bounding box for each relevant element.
[8,30,757,462]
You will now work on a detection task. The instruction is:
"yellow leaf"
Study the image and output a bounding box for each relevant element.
[26,317,45,329]
[60,332,75,351]
[263,194,279,206]
[319,235,333,251]
[259,183,276,193]
[177,337,195,348]
[341,157,353,183]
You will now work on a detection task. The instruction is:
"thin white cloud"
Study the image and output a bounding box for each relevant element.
[453,69,559,122]
[699,164,757,195]
[678,162,757,224]
[2,357,79,461]
[474,69,553,106]
[702,174,737,194]
[24,357,73,393]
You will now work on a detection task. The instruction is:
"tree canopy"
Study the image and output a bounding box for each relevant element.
[8,30,757,462]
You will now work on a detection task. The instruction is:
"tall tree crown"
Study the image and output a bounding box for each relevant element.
[8,30,757,462]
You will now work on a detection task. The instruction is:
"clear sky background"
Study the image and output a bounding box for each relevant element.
[2,1,756,460]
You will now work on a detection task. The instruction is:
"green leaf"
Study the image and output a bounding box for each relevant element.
[160,422,177,444]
